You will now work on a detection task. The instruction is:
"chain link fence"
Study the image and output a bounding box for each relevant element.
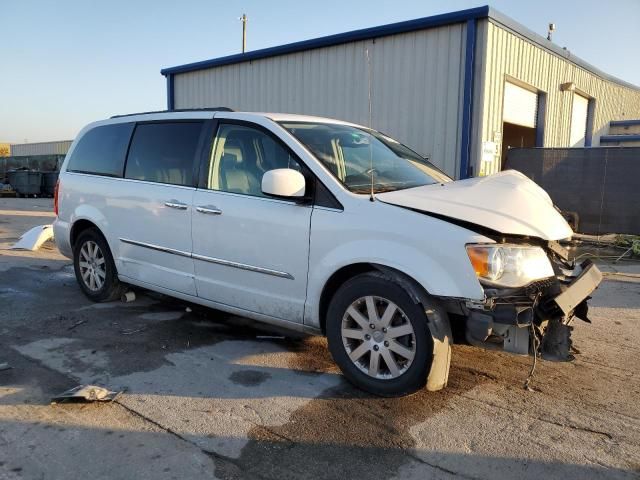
[505,147,640,235]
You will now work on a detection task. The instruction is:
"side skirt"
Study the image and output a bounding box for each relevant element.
[118,274,322,336]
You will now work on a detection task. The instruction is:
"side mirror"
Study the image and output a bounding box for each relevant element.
[262,169,306,199]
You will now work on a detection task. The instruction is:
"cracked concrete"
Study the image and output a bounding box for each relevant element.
[1,198,639,479]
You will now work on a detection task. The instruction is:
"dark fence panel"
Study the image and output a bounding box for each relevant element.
[505,147,640,235]
[0,155,64,183]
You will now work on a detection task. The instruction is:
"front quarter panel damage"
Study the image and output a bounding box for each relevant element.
[462,241,603,363]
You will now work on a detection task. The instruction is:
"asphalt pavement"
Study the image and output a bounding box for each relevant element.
[1,198,639,480]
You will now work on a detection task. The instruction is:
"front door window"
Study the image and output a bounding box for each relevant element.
[207,124,302,197]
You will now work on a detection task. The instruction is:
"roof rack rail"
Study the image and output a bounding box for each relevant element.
[110,107,234,119]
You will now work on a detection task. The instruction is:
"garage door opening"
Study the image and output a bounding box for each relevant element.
[570,92,590,147]
[502,122,536,160]
[501,81,544,168]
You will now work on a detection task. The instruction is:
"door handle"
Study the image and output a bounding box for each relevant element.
[164,201,188,210]
[196,205,223,215]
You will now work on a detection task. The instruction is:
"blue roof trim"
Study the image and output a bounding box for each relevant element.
[600,135,640,143]
[459,19,477,179]
[584,98,595,147]
[535,92,547,147]
[610,119,640,127]
[160,6,490,76]
[166,73,174,110]
[161,5,639,92]
[486,8,640,91]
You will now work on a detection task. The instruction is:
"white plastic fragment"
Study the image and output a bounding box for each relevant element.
[11,224,54,251]
[121,291,136,303]
[51,385,122,404]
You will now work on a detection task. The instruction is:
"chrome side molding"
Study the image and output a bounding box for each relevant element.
[120,238,191,258]
[119,238,293,280]
[191,253,294,280]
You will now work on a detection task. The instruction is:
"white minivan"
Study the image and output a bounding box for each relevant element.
[54,109,602,396]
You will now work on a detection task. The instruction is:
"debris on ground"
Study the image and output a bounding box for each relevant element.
[523,320,539,392]
[67,319,87,331]
[120,327,146,335]
[10,224,54,251]
[613,235,640,261]
[51,385,122,404]
[561,233,640,264]
[0,362,12,371]
[121,291,136,303]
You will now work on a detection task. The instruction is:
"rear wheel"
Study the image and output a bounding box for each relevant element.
[73,228,124,302]
[326,272,433,397]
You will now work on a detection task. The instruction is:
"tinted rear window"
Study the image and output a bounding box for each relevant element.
[66,123,134,176]
[124,122,203,187]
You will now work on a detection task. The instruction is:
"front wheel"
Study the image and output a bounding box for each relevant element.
[73,228,124,302]
[326,272,434,397]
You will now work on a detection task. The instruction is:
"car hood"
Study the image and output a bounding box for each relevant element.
[377,170,573,241]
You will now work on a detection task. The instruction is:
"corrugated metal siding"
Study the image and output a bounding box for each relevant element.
[174,24,467,177]
[473,20,640,176]
[10,140,72,156]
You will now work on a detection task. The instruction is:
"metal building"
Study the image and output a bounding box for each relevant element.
[161,6,640,179]
[10,140,72,157]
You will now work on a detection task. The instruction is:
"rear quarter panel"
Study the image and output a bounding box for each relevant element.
[55,172,124,263]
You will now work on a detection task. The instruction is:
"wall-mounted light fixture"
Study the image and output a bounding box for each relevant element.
[560,82,576,92]
[547,23,556,41]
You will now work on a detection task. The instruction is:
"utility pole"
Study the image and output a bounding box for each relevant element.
[240,14,248,53]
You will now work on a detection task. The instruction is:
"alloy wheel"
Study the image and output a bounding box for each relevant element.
[78,240,106,292]
[341,295,416,379]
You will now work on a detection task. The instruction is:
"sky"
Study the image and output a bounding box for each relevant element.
[1,0,639,144]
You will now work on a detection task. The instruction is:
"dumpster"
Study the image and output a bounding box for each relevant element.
[42,171,59,196]
[8,169,43,197]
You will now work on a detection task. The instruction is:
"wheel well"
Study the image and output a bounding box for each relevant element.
[318,263,433,334]
[318,263,378,334]
[70,219,100,248]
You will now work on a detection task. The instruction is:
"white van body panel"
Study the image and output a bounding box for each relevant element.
[58,173,197,295]
[54,110,564,331]
[191,189,312,322]
[114,180,197,296]
[377,170,573,241]
[303,202,491,328]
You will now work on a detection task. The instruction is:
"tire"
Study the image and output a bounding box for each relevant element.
[73,228,124,302]
[326,272,434,397]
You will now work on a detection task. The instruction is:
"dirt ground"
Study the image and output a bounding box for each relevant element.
[1,198,639,480]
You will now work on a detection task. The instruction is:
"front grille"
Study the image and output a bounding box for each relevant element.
[524,277,557,296]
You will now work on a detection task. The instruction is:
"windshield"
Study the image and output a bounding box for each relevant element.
[280,121,451,194]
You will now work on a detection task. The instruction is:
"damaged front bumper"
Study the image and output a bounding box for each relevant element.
[464,251,603,361]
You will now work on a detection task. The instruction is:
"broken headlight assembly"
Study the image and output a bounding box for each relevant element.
[466,244,554,288]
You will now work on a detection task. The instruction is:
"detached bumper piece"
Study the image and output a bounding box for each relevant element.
[551,261,602,321]
[539,261,602,360]
[465,260,603,361]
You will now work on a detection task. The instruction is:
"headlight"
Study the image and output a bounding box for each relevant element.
[466,244,554,287]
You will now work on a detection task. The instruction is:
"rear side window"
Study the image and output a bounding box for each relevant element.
[124,122,203,187]
[66,123,134,177]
